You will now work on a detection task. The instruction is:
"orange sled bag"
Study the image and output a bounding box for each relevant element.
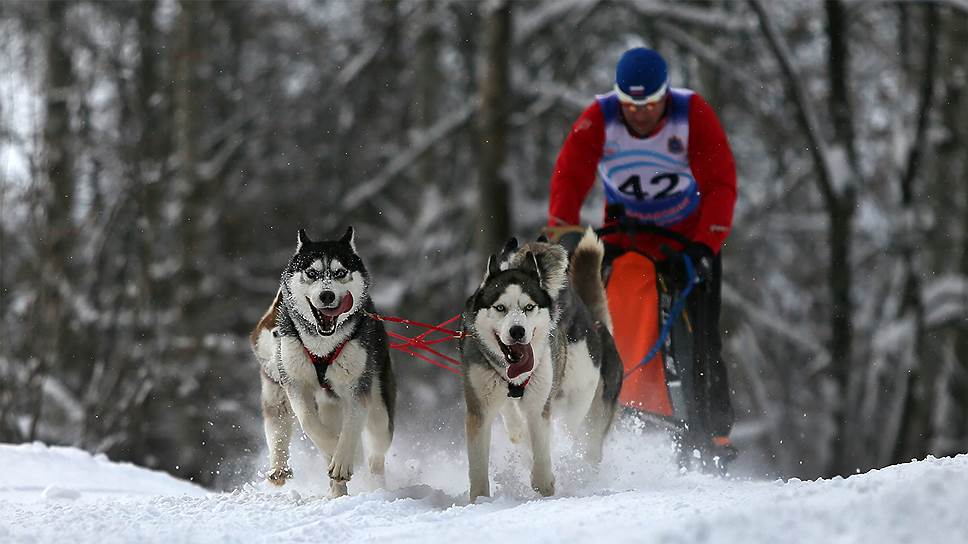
[606,251,692,420]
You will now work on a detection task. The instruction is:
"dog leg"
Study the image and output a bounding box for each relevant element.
[560,386,596,446]
[279,336,340,457]
[466,409,497,502]
[559,341,599,456]
[363,395,392,484]
[285,385,339,459]
[526,406,555,497]
[581,381,616,464]
[328,398,365,496]
[261,375,294,485]
[580,396,608,465]
[500,401,527,445]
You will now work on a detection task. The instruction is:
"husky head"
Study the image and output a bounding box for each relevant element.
[497,236,569,302]
[468,252,554,382]
[282,227,369,336]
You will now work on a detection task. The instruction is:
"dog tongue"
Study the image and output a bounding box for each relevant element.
[321,293,353,317]
[506,344,534,379]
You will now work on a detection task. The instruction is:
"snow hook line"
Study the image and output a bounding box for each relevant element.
[623,253,698,379]
[365,312,464,376]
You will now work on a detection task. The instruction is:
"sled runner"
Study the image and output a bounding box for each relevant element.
[591,220,735,475]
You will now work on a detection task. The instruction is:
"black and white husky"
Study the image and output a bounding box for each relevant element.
[250,227,395,497]
[460,229,623,501]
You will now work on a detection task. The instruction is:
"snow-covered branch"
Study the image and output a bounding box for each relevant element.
[749,0,840,205]
[628,1,754,32]
[515,0,602,43]
[938,0,968,14]
[341,102,477,210]
[654,21,761,92]
[722,283,827,358]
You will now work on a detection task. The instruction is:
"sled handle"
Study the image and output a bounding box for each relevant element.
[594,219,692,246]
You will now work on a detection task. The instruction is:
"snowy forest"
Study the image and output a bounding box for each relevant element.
[1,0,967,490]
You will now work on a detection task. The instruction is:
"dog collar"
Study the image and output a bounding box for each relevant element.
[304,340,348,393]
[507,376,530,398]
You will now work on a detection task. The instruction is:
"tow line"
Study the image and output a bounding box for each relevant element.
[366,312,465,375]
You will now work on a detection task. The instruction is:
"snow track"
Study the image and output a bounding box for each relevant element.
[2,430,967,543]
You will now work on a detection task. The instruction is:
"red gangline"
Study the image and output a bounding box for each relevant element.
[395,345,462,375]
[372,312,464,375]
[367,312,463,338]
[386,331,462,369]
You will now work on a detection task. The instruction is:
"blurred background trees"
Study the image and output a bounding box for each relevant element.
[2,0,967,487]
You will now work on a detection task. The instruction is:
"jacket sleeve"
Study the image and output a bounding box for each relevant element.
[687,93,737,253]
[548,102,606,226]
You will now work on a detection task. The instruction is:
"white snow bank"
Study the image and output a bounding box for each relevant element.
[0,442,207,501]
[1,435,967,543]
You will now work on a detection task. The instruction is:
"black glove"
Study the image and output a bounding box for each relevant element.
[682,242,714,285]
[663,242,713,289]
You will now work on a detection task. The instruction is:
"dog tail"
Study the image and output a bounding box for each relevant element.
[569,228,612,333]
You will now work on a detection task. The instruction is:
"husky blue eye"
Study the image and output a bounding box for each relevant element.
[305,269,318,280]
[333,269,347,279]
[494,304,506,313]
[524,304,536,312]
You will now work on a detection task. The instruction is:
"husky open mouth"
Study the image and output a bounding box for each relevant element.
[308,293,354,336]
[496,335,534,379]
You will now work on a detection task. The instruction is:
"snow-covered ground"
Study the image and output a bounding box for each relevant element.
[2,423,967,544]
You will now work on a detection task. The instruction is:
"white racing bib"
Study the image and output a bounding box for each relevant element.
[596,88,700,226]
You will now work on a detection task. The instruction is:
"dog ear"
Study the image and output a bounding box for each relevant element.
[483,254,501,282]
[503,237,519,254]
[521,251,542,286]
[297,229,311,250]
[536,234,549,243]
[340,226,356,252]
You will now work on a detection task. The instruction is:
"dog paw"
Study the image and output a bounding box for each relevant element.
[506,428,526,444]
[329,479,348,498]
[582,447,604,465]
[328,454,353,483]
[531,474,555,497]
[368,455,385,476]
[266,467,293,486]
[469,487,490,503]
[501,407,527,444]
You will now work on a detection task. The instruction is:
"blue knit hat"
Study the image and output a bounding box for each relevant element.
[614,47,668,105]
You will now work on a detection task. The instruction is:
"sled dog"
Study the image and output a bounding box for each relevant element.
[460,228,623,501]
[250,227,395,497]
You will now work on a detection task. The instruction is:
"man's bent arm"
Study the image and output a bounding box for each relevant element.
[548,102,606,226]
[687,94,737,253]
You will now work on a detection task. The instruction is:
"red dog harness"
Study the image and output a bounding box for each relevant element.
[304,341,348,394]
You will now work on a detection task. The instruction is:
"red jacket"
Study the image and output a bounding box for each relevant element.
[548,91,736,260]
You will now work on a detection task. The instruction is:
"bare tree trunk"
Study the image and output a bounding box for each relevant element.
[894,4,940,464]
[415,1,442,184]
[823,0,861,477]
[953,11,968,454]
[751,0,859,476]
[826,0,858,165]
[174,0,204,319]
[86,0,165,459]
[827,203,856,475]
[474,0,512,272]
[32,0,77,440]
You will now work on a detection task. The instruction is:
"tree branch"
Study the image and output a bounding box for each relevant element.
[340,102,477,210]
[749,0,838,206]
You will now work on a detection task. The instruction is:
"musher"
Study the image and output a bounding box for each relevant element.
[543,46,737,460]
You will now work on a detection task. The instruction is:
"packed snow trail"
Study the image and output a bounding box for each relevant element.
[2,425,968,544]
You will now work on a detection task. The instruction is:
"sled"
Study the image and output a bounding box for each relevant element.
[595,221,733,474]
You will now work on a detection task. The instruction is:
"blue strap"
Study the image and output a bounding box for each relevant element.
[623,253,697,379]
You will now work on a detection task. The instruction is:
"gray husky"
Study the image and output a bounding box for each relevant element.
[250,227,395,497]
[460,228,623,501]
